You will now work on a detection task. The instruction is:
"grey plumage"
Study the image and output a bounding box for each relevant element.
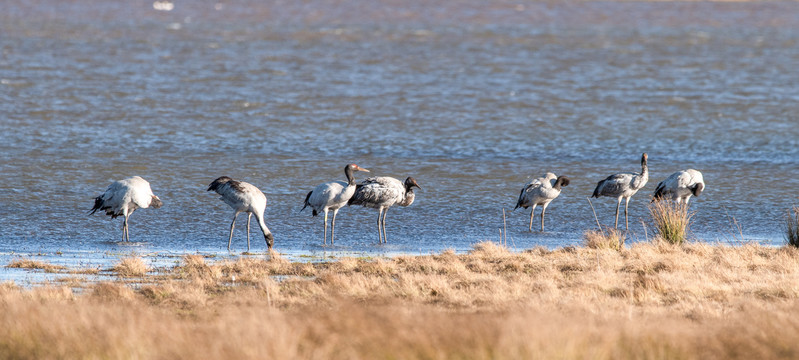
[652,169,705,205]
[349,176,421,243]
[591,153,649,229]
[515,173,570,232]
[301,164,370,245]
[208,176,274,251]
[90,176,162,242]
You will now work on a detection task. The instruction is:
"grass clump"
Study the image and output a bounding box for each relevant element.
[649,201,693,245]
[584,228,626,250]
[786,207,799,248]
[6,259,66,273]
[112,257,150,277]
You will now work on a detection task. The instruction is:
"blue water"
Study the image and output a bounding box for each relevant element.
[1,0,798,284]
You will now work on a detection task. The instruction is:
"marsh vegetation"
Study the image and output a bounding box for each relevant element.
[4,241,799,359]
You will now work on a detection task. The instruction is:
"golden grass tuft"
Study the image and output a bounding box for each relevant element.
[584,227,626,250]
[786,207,799,247]
[6,259,66,273]
[112,257,150,277]
[649,201,693,245]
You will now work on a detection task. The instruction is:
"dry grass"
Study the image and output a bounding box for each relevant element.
[584,227,626,250]
[4,242,799,358]
[786,207,799,247]
[650,201,694,244]
[112,257,150,277]
[6,259,66,273]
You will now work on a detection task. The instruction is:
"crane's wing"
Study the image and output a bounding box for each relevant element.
[349,178,403,207]
[514,182,538,209]
[592,173,633,197]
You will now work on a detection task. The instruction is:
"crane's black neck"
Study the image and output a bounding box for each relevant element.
[641,157,649,177]
[553,176,570,190]
[344,165,356,186]
[692,182,704,196]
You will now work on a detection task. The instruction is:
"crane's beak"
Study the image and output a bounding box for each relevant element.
[356,166,370,172]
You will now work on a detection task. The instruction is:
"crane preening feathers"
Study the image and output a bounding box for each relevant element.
[301,163,370,245]
[349,176,421,243]
[591,153,649,230]
[207,176,274,251]
[652,169,705,205]
[90,176,163,242]
[515,173,570,232]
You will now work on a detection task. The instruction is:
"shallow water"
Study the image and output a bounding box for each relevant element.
[2,0,798,281]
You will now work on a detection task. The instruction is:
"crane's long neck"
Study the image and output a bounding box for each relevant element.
[399,188,416,207]
[345,166,356,186]
[254,212,274,249]
[641,160,649,180]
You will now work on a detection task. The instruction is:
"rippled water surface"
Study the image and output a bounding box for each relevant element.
[2,0,798,279]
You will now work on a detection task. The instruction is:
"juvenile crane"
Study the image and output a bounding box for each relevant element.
[207,176,274,251]
[90,176,163,242]
[349,176,421,243]
[591,153,649,229]
[301,163,370,245]
[652,169,705,205]
[515,173,570,232]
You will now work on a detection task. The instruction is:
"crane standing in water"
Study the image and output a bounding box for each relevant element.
[349,176,421,243]
[591,153,649,230]
[90,176,163,242]
[207,176,274,251]
[515,173,570,232]
[302,164,370,245]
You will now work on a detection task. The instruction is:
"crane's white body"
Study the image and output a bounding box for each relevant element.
[90,176,162,242]
[208,176,274,251]
[349,176,420,243]
[653,169,705,205]
[302,164,369,245]
[515,173,569,232]
[592,153,649,230]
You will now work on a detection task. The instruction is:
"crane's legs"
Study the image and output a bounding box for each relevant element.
[228,213,239,250]
[614,197,622,229]
[541,204,548,232]
[528,205,537,232]
[331,209,339,245]
[376,208,384,243]
[122,215,130,242]
[381,208,389,243]
[323,209,329,246]
[246,213,252,252]
[624,197,631,230]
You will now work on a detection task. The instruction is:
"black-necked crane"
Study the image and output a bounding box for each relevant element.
[652,169,705,205]
[591,153,649,229]
[301,163,370,245]
[349,176,421,243]
[515,173,570,232]
[207,176,274,251]
[90,176,163,242]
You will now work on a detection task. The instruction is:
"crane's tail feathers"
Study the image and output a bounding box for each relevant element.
[591,180,603,198]
[89,196,104,215]
[651,181,666,202]
[207,176,233,193]
[514,187,527,210]
[300,190,313,212]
